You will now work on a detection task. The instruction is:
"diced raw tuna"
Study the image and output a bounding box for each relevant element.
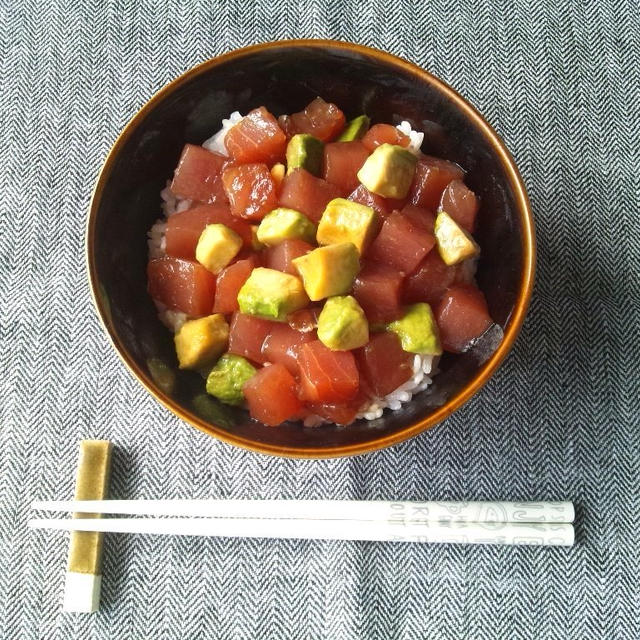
[263,239,313,275]
[228,312,277,364]
[400,204,436,231]
[224,107,287,165]
[322,141,370,193]
[367,210,436,273]
[361,124,410,152]
[352,261,404,324]
[348,184,401,218]
[278,169,343,223]
[355,332,413,397]
[286,97,346,142]
[147,257,216,317]
[262,324,314,374]
[170,144,228,204]
[222,163,278,221]
[213,256,259,314]
[287,306,320,333]
[403,250,458,306]
[439,179,478,233]
[409,156,465,210]
[278,114,295,139]
[307,403,358,425]
[297,340,359,403]
[435,284,493,353]
[165,204,252,259]
[243,364,303,426]
[307,378,373,425]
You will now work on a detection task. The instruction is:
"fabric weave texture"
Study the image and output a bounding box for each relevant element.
[1,1,639,638]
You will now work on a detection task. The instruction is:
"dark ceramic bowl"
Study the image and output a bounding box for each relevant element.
[87,40,534,458]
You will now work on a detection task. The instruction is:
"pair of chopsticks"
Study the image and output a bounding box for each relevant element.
[29,500,575,546]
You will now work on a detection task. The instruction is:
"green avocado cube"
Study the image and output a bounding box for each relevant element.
[388,303,442,355]
[237,267,309,321]
[357,143,417,199]
[317,295,369,350]
[316,198,378,254]
[195,223,243,274]
[337,115,370,141]
[292,242,360,301]
[206,353,257,406]
[256,208,316,246]
[286,134,324,176]
[434,210,480,266]
[174,314,229,370]
[146,357,176,395]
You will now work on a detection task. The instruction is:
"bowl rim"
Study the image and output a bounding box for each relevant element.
[86,38,535,459]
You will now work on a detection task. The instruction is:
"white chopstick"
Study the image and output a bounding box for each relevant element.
[28,516,574,546]
[31,499,575,524]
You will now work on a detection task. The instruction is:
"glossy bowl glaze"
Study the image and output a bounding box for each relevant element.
[87,40,534,458]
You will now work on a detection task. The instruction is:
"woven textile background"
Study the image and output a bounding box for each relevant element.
[1,1,639,638]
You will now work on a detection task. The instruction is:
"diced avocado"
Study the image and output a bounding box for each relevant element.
[174,314,229,370]
[388,303,442,355]
[434,210,480,266]
[316,198,378,254]
[192,393,235,429]
[317,295,369,350]
[270,162,285,188]
[146,357,176,394]
[337,115,370,141]
[206,353,256,406]
[250,225,265,251]
[286,134,324,176]
[195,224,243,274]
[237,267,309,321]
[292,242,360,301]
[357,143,417,198]
[256,208,316,246]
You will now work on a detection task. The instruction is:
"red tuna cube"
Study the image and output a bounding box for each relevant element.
[436,284,493,353]
[367,210,436,273]
[402,250,458,306]
[282,97,346,142]
[409,155,464,210]
[228,312,278,364]
[147,257,216,317]
[297,340,359,404]
[278,169,342,223]
[222,163,278,221]
[439,179,479,233]
[355,332,414,397]
[322,141,370,193]
[352,261,404,324]
[361,123,409,152]
[262,323,314,374]
[263,239,314,275]
[243,364,303,426]
[170,144,228,204]
[224,107,287,165]
[213,256,259,314]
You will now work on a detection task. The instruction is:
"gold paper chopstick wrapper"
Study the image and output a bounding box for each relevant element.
[63,440,112,613]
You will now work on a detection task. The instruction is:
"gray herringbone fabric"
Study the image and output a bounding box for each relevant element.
[1,1,639,638]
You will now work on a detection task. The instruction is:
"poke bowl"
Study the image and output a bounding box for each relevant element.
[87,40,534,458]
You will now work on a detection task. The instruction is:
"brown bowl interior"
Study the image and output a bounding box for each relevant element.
[89,42,532,457]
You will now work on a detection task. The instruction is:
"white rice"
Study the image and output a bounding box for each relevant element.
[150,111,444,425]
[303,353,438,427]
[396,120,424,155]
[154,302,188,333]
[202,111,243,155]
